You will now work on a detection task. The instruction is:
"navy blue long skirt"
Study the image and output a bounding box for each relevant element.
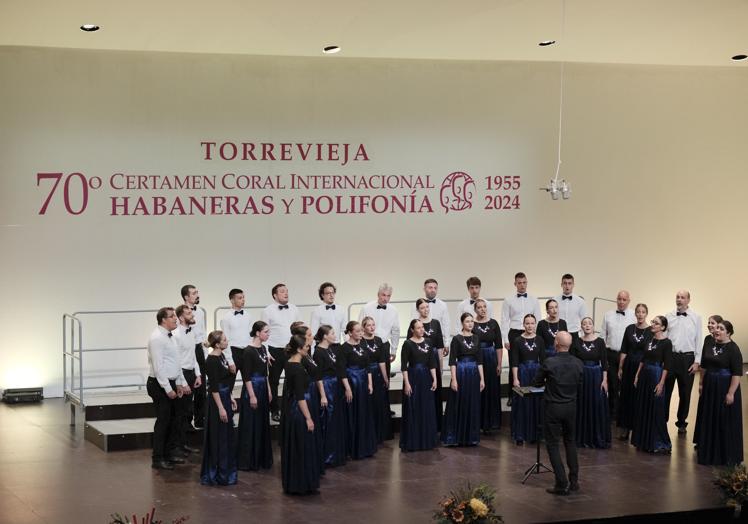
[281,391,321,495]
[433,347,444,432]
[617,351,643,430]
[320,375,347,467]
[368,362,393,443]
[480,343,502,431]
[237,375,273,471]
[400,363,438,451]
[306,380,325,475]
[576,362,611,448]
[511,360,542,444]
[631,363,671,453]
[545,345,557,359]
[694,369,743,466]
[200,384,238,485]
[345,366,377,459]
[442,358,481,446]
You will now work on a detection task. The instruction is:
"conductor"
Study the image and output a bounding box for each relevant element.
[533,331,583,495]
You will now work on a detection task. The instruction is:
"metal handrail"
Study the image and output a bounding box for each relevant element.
[592,297,617,327]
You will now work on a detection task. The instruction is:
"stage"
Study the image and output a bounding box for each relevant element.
[0,387,743,524]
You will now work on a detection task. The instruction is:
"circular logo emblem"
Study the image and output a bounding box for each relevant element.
[440,171,475,213]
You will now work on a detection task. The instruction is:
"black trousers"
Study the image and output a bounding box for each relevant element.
[193,343,206,427]
[544,401,579,488]
[268,346,287,414]
[569,331,580,347]
[508,329,524,347]
[383,341,392,377]
[175,368,196,448]
[664,352,695,427]
[147,377,178,462]
[230,346,245,389]
[606,348,621,416]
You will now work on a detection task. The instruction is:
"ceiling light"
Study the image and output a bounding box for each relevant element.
[323,45,341,54]
[80,24,100,32]
[732,54,748,61]
[539,40,556,47]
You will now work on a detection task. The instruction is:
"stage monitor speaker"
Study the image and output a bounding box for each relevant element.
[2,387,44,403]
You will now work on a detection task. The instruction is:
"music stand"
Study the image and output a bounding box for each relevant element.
[513,386,552,483]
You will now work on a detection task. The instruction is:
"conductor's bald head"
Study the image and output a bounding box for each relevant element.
[554,331,572,353]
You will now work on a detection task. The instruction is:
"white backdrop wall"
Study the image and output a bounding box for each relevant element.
[1,46,746,397]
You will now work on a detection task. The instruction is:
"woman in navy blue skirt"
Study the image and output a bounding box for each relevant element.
[361,316,393,443]
[291,323,327,476]
[694,320,743,465]
[617,303,652,441]
[572,317,611,448]
[510,314,546,445]
[414,298,447,431]
[340,321,377,459]
[473,299,503,434]
[313,325,347,467]
[537,299,568,359]
[442,312,485,447]
[237,321,273,471]
[281,334,320,495]
[201,330,238,486]
[632,315,673,454]
[400,319,439,451]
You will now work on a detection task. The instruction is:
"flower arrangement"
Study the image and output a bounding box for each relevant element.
[109,507,189,524]
[714,464,748,509]
[434,482,503,524]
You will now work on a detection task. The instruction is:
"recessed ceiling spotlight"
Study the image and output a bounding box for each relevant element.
[539,40,556,47]
[323,45,341,54]
[80,24,100,32]
[732,54,748,61]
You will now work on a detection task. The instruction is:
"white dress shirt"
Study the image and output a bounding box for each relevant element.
[262,303,302,348]
[600,309,635,351]
[147,326,186,393]
[666,308,703,363]
[188,305,207,346]
[500,293,542,344]
[310,303,347,343]
[456,298,494,333]
[175,323,200,374]
[220,308,252,364]
[359,301,400,356]
[554,294,588,334]
[411,297,451,347]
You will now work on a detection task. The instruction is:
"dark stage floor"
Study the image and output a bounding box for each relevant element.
[0,387,743,524]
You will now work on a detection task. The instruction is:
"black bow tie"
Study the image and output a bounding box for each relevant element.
[470,299,476,305]
[234,310,243,316]
[326,304,336,310]
[426,299,436,304]
[377,304,387,310]
[562,295,572,301]
[167,332,173,338]
[190,306,197,311]
[517,293,527,298]
[677,312,687,317]
[278,304,289,310]
[185,327,192,334]
[616,310,625,315]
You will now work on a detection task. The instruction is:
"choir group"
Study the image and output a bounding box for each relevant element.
[144,275,743,495]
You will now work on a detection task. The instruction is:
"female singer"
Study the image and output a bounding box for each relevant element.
[313,325,347,467]
[281,334,320,495]
[442,312,485,447]
[340,321,377,459]
[473,299,503,433]
[361,316,393,442]
[691,314,723,449]
[573,317,611,448]
[200,330,238,486]
[694,320,743,465]
[400,319,439,451]
[617,303,652,441]
[510,314,546,445]
[414,299,447,431]
[290,323,327,475]
[631,315,673,454]
[237,321,273,471]
[537,299,568,358]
